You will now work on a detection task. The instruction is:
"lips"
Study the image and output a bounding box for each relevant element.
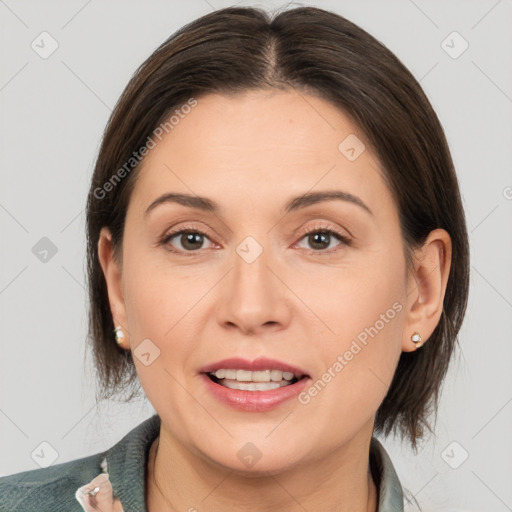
[199,357,311,411]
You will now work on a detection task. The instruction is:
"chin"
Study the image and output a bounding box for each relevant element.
[192,435,306,476]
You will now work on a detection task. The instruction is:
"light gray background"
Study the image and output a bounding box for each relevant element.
[1,0,511,510]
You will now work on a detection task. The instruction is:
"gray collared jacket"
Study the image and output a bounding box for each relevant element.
[0,414,405,511]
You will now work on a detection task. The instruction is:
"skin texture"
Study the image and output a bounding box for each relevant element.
[98,89,452,511]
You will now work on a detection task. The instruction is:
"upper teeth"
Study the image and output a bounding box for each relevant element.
[209,369,296,382]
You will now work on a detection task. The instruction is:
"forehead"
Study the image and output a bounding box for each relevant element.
[154,89,364,160]
[129,89,392,219]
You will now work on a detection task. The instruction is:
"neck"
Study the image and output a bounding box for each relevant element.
[146,427,378,512]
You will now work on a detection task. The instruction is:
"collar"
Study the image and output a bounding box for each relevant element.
[75,414,404,511]
[370,437,405,511]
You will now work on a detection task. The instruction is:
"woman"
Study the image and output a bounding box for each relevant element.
[0,5,469,511]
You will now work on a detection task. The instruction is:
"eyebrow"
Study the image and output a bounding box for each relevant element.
[144,193,217,217]
[285,191,372,216]
[144,190,373,217]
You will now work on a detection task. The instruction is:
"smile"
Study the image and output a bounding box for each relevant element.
[207,369,299,391]
[199,358,311,411]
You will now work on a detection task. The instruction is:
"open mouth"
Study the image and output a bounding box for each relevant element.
[204,369,307,392]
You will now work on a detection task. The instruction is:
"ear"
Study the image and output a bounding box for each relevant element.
[97,227,129,349]
[402,228,452,352]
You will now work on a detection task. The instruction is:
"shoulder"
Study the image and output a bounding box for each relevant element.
[0,414,161,512]
[0,452,104,512]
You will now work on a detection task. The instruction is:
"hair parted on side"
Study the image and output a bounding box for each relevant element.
[85,5,469,448]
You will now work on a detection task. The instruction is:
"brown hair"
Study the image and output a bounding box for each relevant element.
[86,5,469,447]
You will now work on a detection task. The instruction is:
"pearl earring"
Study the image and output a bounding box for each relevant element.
[114,325,125,345]
[411,332,424,348]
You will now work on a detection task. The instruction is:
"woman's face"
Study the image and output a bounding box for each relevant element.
[102,89,413,473]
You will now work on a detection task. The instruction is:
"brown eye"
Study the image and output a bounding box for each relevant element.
[163,230,210,252]
[307,232,332,250]
[296,227,351,253]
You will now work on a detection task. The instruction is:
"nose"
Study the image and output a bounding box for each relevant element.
[216,241,292,336]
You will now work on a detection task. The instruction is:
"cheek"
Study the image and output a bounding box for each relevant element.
[302,250,406,406]
[308,253,405,350]
[122,239,197,338]
[121,250,205,418]
[121,243,218,379]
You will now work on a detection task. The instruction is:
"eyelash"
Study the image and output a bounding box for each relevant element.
[295,224,351,255]
[159,223,351,256]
